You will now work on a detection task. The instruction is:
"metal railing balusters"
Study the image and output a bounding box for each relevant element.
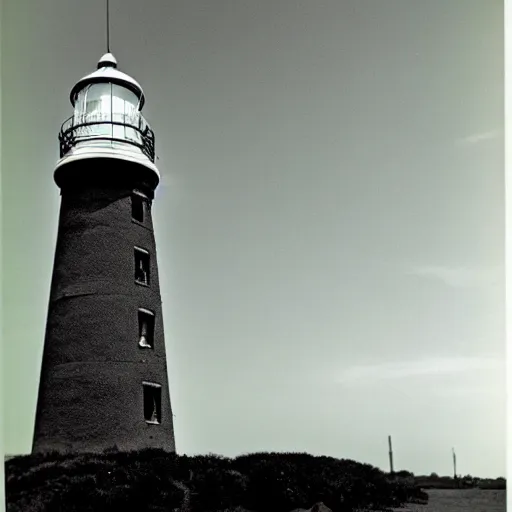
[58,110,155,162]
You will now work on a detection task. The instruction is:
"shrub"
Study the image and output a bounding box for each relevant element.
[190,467,248,511]
[5,450,429,512]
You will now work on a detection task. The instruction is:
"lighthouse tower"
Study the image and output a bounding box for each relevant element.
[32,52,176,454]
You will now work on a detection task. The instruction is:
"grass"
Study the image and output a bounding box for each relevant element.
[391,488,507,512]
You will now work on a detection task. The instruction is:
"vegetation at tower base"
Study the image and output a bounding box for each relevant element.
[5,450,429,512]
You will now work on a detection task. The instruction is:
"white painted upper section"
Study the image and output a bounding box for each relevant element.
[55,53,159,182]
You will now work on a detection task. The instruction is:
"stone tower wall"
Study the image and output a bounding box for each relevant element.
[32,159,176,454]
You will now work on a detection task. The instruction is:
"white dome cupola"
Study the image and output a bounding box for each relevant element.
[69,52,146,110]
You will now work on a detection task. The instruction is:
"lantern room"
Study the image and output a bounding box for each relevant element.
[55,52,159,182]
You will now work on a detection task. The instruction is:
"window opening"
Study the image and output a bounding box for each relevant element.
[143,382,162,424]
[134,247,150,285]
[138,309,155,349]
[132,194,144,223]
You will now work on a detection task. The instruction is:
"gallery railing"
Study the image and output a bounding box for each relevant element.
[58,111,155,162]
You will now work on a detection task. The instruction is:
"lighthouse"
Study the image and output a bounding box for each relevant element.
[31,52,176,454]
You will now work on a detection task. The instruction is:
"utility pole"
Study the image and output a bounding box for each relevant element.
[452,447,457,479]
[388,435,394,474]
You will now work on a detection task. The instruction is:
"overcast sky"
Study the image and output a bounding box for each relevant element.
[2,0,505,477]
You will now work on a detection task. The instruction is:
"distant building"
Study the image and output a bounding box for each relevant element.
[31,52,176,454]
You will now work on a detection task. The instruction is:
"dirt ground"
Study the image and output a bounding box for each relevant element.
[394,488,506,512]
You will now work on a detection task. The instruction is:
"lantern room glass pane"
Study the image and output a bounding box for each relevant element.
[71,83,144,145]
[111,85,142,144]
[73,89,87,122]
[85,83,112,137]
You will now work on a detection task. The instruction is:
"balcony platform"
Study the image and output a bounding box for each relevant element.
[55,111,160,189]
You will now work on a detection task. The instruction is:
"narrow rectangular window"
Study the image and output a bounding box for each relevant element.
[143,382,162,424]
[134,247,150,286]
[132,193,144,223]
[138,308,155,349]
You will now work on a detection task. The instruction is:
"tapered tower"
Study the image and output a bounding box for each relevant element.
[32,52,176,454]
